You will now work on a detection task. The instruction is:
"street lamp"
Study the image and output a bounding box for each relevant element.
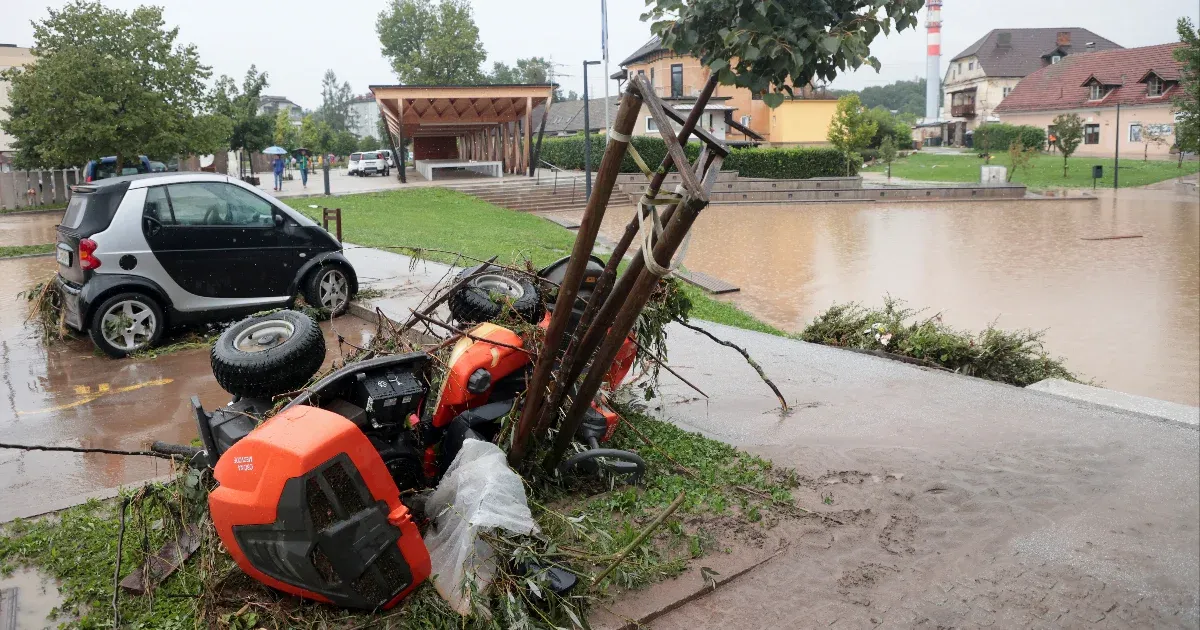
[582,60,602,200]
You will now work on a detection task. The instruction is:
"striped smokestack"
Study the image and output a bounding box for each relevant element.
[925,0,942,120]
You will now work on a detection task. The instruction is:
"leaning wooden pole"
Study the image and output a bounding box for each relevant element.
[507,86,645,467]
[534,75,720,435]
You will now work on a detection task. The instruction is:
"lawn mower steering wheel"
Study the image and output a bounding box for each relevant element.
[559,448,646,483]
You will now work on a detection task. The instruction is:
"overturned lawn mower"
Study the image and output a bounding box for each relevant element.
[155,255,646,611]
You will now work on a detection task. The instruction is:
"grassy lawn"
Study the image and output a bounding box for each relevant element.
[0,243,55,258]
[864,151,1198,189]
[0,203,66,214]
[285,189,785,335]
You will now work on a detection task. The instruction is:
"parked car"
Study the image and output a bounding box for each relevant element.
[84,156,152,182]
[149,161,167,173]
[379,149,395,168]
[349,151,388,177]
[55,172,358,357]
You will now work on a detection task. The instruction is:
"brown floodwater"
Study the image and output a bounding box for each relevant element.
[0,211,61,247]
[0,255,378,520]
[584,188,1200,405]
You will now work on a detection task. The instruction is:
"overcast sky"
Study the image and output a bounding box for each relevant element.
[2,0,1197,110]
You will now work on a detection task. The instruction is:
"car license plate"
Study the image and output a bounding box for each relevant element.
[56,246,71,266]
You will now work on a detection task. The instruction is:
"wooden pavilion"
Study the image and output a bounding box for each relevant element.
[369,84,555,182]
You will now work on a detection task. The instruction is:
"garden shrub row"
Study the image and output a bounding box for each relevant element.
[973,123,1046,155]
[537,134,860,179]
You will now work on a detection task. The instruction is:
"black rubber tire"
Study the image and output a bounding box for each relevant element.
[447,264,543,324]
[88,292,166,358]
[211,310,325,398]
[303,264,353,316]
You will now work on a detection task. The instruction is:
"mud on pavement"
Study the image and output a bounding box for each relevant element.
[0,255,377,521]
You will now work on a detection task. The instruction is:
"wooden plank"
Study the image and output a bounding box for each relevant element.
[0,587,16,630]
[675,270,739,294]
[635,77,703,196]
[660,105,731,157]
[542,215,581,229]
[119,524,202,595]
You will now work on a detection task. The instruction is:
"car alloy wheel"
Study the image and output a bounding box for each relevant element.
[101,299,158,352]
[319,268,349,311]
[471,273,525,300]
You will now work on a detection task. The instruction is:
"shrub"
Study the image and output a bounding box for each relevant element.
[538,134,859,178]
[800,297,1078,387]
[974,123,1046,157]
[865,107,913,150]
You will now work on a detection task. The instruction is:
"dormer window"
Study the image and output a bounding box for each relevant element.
[1147,75,1164,97]
[1051,55,1062,64]
[1088,83,1108,100]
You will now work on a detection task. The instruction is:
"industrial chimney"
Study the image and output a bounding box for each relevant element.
[925,0,942,121]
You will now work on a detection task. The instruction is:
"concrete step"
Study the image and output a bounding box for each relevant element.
[615,170,739,184]
[618,176,862,194]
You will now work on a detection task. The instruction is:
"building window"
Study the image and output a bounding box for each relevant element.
[1129,124,1142,143]
[1084,124,1100,145]
[1147,75,1164,97]
[650,67,654,88]
[740,115,751,127]
[1051,55,1062,64]
[1089,83,1104,100]
[958,62,963,72]
[968,61,974,70]
[646,117,658,133]
[705,113,713,129]
[1003,87,1012,98]
[670,64,683,98]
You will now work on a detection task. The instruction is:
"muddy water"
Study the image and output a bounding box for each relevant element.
[587,188,1200,405]
[0,567,68,629]
[0,255,378,520]
[0,211,61,247]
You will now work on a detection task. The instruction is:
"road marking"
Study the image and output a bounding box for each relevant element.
[18,378,174,416]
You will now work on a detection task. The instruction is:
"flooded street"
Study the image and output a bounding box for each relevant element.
[0,255,377,520]
[584,188,1200,405]
[0,210,60,247]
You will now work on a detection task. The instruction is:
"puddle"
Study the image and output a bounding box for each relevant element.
[0,566,70,629]
[0,212,62,247]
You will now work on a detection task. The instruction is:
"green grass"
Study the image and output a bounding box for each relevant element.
[286,188,785,336]
[0,203,66,215]
[864,151,1199,189]
[0,243,55,258]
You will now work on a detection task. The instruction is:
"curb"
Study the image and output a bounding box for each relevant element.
[1026,378,1199,429]
[0,474,176,524]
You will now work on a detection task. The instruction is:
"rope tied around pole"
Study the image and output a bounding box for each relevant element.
[637,184,693,278]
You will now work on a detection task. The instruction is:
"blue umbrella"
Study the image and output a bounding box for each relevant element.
[262,146,288,155]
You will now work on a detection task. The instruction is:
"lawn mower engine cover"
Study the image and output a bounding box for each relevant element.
[209,404,431,610]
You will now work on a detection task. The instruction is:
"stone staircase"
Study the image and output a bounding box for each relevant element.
[442,176,590,213]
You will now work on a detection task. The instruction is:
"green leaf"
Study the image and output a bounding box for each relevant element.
[708,58,728,72]
[762,92,785,108]
[822,36,840,54]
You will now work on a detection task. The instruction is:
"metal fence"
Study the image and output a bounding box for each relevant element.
[0,167,83,211]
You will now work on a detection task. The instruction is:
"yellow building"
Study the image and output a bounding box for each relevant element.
[617,37,837,146]
[0,44,36,165]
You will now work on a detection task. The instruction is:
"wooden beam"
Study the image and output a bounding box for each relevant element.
[523,96,532,177]
[531,95,551,176]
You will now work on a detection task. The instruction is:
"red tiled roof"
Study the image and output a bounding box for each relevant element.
[995,43,1184,114]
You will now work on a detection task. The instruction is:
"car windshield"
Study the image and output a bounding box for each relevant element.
[61,193,90,229]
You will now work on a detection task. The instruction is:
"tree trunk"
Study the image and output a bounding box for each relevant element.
[1063,155,1068,178]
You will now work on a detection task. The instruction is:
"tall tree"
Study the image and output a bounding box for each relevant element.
[273,109,298,149]
[0,0,229,169]
[1173,17,1200,163]
[858,77,936,117]
[300,114,334,155]
[211,66,272,175]
[376,0,486,85]
[1051,113,1083,177]
[644,0,922,107]
[318,70,356,133]
[828,94,878,174]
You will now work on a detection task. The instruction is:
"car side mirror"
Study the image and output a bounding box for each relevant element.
[273,213,284,228]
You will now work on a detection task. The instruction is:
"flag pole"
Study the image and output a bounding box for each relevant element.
[602,0,611,144]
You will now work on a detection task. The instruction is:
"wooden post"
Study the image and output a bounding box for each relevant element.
[531,95,550,177]
[524,96,532,176]
[396,99,407,183]
[507,85,645,467]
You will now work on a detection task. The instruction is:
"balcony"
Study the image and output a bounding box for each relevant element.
[951,103,976,117]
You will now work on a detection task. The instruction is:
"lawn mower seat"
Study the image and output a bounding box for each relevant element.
[438,399,513,473]
[209,405,431,610]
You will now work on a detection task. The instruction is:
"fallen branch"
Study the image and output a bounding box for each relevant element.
[591,491,687,589]
[407,309,534,356]
[629,338,708,398]
[0,442,184,460]
[673,319,789,412]
[396,255,498,336]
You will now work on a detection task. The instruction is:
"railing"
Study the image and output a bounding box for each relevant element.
[536,159,583,206]
[950,103,976,117]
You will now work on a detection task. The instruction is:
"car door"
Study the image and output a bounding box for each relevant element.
[142,181,287,299]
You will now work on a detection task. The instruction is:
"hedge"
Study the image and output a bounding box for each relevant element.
[537,134,860,179]
[974,123,1046,155]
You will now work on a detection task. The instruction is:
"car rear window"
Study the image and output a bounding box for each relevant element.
[61,194,90,230]
[94,160,148,180]
[350,153,362,160]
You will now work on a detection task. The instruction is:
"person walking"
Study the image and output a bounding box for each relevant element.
[298,152,309,188]
[272,154,284,191]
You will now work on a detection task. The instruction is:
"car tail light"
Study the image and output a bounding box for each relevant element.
[85,175,93,183]
[79,238,101,270]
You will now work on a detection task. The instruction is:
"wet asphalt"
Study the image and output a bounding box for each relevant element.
[0,248,377,521]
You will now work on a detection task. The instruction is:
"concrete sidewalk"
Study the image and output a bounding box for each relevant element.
[345,244,1200,628]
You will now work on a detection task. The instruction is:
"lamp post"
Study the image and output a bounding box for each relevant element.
[582,60,601,200]
[601,0,611,143]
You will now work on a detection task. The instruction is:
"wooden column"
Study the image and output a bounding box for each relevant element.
[524,97,533,176]
[396,98,407,184]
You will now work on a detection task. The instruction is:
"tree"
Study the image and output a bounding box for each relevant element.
[644,0,923,107]
[828,94,878,174]
[1143,125,1170,161]
[212,66,273,175]
[865,106,911,150]
[332,130,359,158]
[1051,113,1083,177]
[1172,17,1200,164]
[0,0,229,169]
[1006,139,1036,182]
[273,109,298,149]
[879,136,897,181]
[318,70,356,133]
[300,115,334,155]
[377,0,486,85]
[489,57,552,85]
[859,77,935,117]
